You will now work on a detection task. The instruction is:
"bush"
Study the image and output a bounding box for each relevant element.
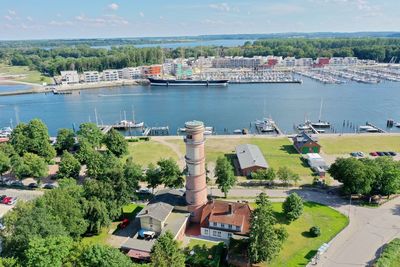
[282,193,304,222]
[139,137,150,141]
[127,138,139,143]
[310,226,321,237]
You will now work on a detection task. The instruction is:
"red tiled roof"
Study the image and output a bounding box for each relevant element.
[200,200,252,235]
[126,249,151,260]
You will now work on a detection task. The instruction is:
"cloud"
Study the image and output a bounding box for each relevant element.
[108,3,119,11]
[74,14,129,27]
[4,15,12,21]
[139,12,145,17]
[208,3,239,12]
[8,10,16,16]
[49,20,74,26]
[26,16,33,22]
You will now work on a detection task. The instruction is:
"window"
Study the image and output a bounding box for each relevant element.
[228,233,232,238]
[236,225,240,230]
[221,223,225,228]
[213,222,217,227]
[204,229,209,235]
[217,231,221,237]
[212,231,217,236]
[228,224,232,229]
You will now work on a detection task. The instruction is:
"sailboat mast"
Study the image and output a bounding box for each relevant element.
[319,98,323,121]
[94,108,98,126]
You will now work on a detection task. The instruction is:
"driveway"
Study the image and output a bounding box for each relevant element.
[0,188,44,217]
[206,187,400,267]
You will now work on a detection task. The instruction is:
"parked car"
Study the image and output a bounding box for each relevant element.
[383,152,391,156]
[0,195,7,202]
[43,183,56,189]
[357,152,365,157]
[388,151,397,156]
[377,152,385,156]
[28,183,39,189]
[119,218,130,229]
[136,188,151,194]
[8,197,17,205]
[370,152,378,157]
[2,197,12,205]
[10,180,24,188]
[350,152,359,157]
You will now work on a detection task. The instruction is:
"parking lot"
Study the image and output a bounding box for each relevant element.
[0,188,43,217]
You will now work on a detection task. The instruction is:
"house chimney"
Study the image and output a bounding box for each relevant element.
[228,203,233,215]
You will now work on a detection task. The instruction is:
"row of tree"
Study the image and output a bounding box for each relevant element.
[329,157,400,197]
[2,38,400,76]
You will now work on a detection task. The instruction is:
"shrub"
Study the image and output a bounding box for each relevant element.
[310,226,321,237]
[282,193,304,222]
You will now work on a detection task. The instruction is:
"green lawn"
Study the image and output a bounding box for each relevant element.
[250,201,349,267]
[122,203,144,219]
[319,135,400,155]
[0,64,52,84]
[167,137,313,184]
[124,140,179,167]
[375,238,400,267]
[187,238,221,249]
[81,222,119,246]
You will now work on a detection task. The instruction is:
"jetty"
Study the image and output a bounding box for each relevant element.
[366,122,387,133]
[143,126,169,136]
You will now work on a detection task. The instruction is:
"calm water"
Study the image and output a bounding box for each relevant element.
[0,78,400,136]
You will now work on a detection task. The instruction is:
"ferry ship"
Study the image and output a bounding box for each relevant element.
[148,78,229,86]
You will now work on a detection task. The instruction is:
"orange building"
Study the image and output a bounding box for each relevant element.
[145,65,162,76]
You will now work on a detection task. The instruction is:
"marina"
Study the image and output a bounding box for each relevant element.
[1,76,400,136]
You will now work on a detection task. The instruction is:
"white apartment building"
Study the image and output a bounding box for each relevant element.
[122,67,142,79]
[296,58,314,67]
[102,69,119,82]
[84,71,100,83]
[60,71,79,84]
[282,57,296,67]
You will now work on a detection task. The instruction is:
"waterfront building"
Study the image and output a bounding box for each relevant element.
[315,57,331,67]
[184,120,208,223]
[102,69,119,81]
[293,132,321,154]
[117,69,124,79]
[212,56,264,69]
[296,58,314,67]
[83,71,100,83]
[235,144,269,176]
[282,57,296,67]
[122,67,142,79]
[60,71,79,84]
[144,65,162,76]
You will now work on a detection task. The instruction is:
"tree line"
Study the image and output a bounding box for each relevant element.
[2,38,400,77]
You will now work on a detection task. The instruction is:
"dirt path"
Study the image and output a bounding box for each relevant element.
[153,137,186,169]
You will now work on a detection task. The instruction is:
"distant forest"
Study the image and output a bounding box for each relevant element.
[1,38,400,76]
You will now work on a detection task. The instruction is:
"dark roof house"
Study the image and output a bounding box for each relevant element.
[235,144,268,176]
[293,132,321,154]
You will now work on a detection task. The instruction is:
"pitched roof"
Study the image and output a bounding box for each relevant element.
[149,189,187,208]
[200,200,252,235]
[293,132,319,145]
[136,202,173,222]
[235,144,268,169]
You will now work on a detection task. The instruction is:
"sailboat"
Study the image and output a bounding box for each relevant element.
[117,109,144,128]
[311,98,331,128]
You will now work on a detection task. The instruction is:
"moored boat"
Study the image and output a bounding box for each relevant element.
[148,77,229,86]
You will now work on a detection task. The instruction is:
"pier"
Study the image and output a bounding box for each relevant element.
[271,121,283,135]
[143,126,169,136]
[366,122,387,133]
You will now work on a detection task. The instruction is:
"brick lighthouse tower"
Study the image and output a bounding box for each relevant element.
[184,121,208,223]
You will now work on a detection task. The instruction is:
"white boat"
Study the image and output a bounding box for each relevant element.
[117,120,144,128]
[178,128,186,132]
[205,126,214,131]
[0,127,12,137]
[395,123,400,128]
[297,124,311,131]
[233,129,242,134]
[204,130,213,135]
[311,99,331,128]
[359,125,378,132]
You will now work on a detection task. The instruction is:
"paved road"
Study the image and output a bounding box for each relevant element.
[207,187,400,267]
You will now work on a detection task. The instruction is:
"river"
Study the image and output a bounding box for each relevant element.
[0,78,399,136]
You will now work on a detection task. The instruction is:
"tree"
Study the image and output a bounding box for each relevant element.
[75,139,95,165]
[251,168,275,185]
[146,163,162,193]
[214,156,236,198]
[83,197,110,235]
[150,231,185,267]
[124,158,143,193]
[329,158,374,195]
[283,193,304,222]
[103,129,128,157]
[157,158,184,188]
[77,123,104,148]
[11,153,48,180]
[55,128,75,154]
[309,226,321,237]
[0,257,20,267]
[25,236,74,267]
[58,151,81,179]
[10,119,56,161]
[277,167,299,186]
[373,157,400,198]
[79,244,133,267]
[248,193,287,264]
[0,151,11,179]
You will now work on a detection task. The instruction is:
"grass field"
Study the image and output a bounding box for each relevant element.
[81,222,119,246]
[319,135,400,155]
[124,140,180,167]
[187,238,221,249]
[0,64,51,84]
[375,238,400,267]
[167,137,314,183]
[249,201,348,267]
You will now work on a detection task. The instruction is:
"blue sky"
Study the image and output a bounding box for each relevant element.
[0,0,399,40]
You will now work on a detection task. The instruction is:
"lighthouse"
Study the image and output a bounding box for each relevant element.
[184,121,208,223]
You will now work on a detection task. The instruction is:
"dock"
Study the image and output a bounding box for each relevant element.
[271,121,283,135]
[143,126,169,136]
[99,125,113,134]
[366,122,387,133]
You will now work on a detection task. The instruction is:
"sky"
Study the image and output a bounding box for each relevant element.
[0,0,399,40]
